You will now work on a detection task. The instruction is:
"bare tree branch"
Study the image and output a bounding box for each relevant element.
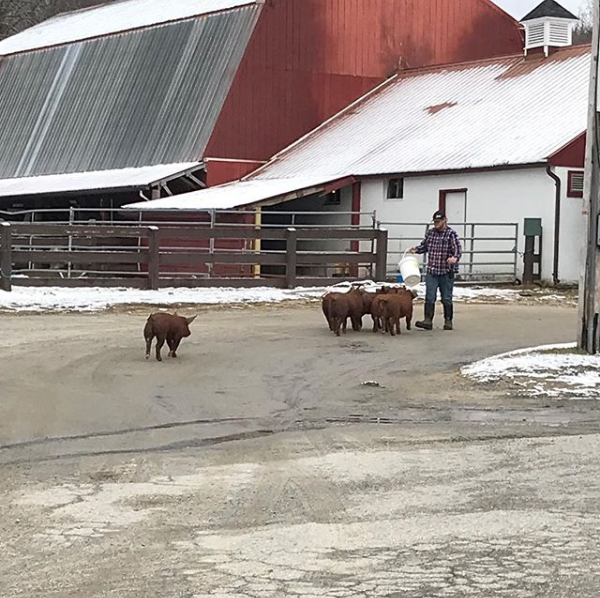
[574,0,594,44]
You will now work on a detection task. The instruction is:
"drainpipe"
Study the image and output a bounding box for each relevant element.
[546,165,561,286]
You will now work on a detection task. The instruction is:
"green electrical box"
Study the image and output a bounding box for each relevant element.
[524,218,542,237]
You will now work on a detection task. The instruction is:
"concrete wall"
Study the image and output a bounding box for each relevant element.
[359,167,585,283]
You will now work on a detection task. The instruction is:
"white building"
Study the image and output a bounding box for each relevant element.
[128,2,589,284]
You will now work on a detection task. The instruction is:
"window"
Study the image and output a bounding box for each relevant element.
[568,171,584,198]
[324,189,342,205]
[387,178,404,200]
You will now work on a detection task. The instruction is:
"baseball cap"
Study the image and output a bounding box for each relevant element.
[432,210,446,221]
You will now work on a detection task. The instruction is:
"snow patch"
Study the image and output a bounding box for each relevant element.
[0,281,557,312]
[462,343,600,399]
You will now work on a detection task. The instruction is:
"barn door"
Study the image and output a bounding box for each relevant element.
[440,189,467,238]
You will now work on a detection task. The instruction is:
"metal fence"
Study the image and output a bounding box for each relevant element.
[380,221,519,282]
[0,222,388,291]
[0,207,377,229]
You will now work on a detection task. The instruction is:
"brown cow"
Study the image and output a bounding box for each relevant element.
[370,286,399,332]
[328,288,364,336]
[359,288,376,316]
[381,289,415,336]
[322,293,334,331]
[144,312,197,361]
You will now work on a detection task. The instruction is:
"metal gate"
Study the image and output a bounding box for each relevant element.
[380,221,519,283]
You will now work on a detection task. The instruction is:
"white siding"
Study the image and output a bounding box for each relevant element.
[360,167,584,283]
[556,166,586,284]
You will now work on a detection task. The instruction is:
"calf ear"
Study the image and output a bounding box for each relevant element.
[186,315,197,325]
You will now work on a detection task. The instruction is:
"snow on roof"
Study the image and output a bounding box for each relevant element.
[0,0,257,56]
[252,45,590,180]
[124,176,339,210]
[0,163,201,198]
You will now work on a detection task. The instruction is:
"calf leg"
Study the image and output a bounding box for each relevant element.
[170,338,182,358]
[333,317,342,337]
[387,317,395,336]
[145,335,153,360]
[155,335,166,362]
[167,338,175,358]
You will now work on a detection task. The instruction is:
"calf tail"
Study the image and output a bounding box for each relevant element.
[144,316,154,360]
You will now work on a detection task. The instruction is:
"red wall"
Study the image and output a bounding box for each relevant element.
[549,133,586,168]
[206,0,523,162]
[205,159,265,187]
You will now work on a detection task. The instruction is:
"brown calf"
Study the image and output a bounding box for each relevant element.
[381,289,415,336]
[144,312,197,361]
[370,287,399,332]
[322,293,334,331]
[328,288,364,336]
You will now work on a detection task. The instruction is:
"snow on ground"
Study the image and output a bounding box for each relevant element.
[0,280,564,312]
[462,343,600,400]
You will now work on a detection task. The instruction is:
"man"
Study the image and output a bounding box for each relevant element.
[410,210,462,331]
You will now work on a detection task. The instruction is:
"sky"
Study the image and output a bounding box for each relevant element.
[493,0,587,19]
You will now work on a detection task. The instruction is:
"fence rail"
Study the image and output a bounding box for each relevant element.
[0,223,388,292]
[380,221,519,282]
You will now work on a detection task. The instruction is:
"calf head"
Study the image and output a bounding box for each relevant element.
[178,314,197,337]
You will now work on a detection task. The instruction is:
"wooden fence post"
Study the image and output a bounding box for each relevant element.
[0,222,12,292]
[147,226,160,290]
[375,227,388,282]
[285,227,298,289]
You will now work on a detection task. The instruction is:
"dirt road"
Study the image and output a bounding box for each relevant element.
[2,303,600,596]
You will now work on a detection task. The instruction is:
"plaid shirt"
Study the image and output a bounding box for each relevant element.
[415,226,462,276]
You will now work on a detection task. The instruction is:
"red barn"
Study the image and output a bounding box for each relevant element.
[0,0,523,209]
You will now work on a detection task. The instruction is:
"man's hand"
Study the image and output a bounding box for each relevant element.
[409,247,417,254]
[447,256,458,265]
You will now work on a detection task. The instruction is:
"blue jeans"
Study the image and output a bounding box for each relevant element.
[425,273,455,308]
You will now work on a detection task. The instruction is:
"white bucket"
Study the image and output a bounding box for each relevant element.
[398,252,421,287]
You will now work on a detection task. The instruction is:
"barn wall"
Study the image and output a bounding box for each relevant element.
[205,159,265,186]
[360,167,584,283]
[556,166,586,284]
[206,0,523,162]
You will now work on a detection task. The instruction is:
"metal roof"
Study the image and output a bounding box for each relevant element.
[521,0,578,22]
[124,176,339,210]
[0,4,260,180]
[0,0,259,56]
[251,45,590,180]
[0,163,201,198]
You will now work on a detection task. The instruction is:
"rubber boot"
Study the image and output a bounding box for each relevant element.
[416,302,435,330]
[443,303,453,331]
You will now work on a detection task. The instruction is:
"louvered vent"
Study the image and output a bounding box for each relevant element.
[521,2,578,57]
[570,172,585,196]
[526,22,545,47]
[549,21,571,45]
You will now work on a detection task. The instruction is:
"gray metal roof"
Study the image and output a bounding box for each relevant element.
[0,4,261,179]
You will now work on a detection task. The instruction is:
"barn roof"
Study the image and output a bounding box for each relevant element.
[0,0,259,56]
[521,0,578,22]
[0,2,261,182]
[0,163,202,198]
[124,175,342,210]
[248,44,590,180]
[125,44,591,211]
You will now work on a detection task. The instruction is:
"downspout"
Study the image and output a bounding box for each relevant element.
[546,165,561,285]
